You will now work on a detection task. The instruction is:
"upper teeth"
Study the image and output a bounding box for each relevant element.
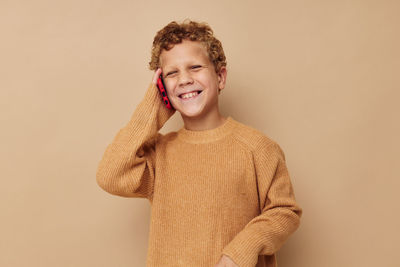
[181,91,199,99]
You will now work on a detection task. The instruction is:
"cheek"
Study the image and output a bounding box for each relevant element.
[164,80,176,95]
[198,72,217,85]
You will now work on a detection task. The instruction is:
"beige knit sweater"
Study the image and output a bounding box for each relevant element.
[96,83,302,267]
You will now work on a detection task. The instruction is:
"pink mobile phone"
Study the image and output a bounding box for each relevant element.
[156,74,173,109]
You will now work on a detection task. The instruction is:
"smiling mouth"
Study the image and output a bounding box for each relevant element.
[179,90,203,99]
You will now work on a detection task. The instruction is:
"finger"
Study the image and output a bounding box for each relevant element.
[152,68,162,84]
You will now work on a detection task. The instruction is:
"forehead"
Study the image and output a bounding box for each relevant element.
[160,40,210,68]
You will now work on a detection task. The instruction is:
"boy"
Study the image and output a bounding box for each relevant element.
[96,20,302,267]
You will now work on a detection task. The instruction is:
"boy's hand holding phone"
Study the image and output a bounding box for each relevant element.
[152,68,174,110]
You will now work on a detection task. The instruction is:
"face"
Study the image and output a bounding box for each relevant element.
[159,40,227,120]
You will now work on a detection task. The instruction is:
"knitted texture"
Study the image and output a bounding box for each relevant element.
[96,83,302,267]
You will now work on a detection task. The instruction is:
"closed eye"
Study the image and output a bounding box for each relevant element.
[165,71,177,77]
[191,65,202,69]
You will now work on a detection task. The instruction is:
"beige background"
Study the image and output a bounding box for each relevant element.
[1,0,399,266]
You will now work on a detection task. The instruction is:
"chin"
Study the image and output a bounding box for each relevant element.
[172,103,204,118]
[179,110,204,119]
[177,107,206,118]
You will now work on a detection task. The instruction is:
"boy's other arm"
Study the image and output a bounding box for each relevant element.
[96,69,175,201]
[221,141,302,267]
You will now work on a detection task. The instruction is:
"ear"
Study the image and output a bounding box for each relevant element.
[217,66,227,91]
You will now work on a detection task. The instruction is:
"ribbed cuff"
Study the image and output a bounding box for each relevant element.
[119,83,175,148]
[221,228,261,267]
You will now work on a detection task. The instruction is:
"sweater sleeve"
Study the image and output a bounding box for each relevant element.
[95,83,175,201]
[221,141,302,267]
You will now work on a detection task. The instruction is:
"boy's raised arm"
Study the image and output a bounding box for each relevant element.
[221,141,302,267]
[96,69,175,201]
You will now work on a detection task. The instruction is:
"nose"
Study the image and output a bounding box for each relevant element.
[178,70,194,87]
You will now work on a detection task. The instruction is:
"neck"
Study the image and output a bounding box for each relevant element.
[181,110,227,131]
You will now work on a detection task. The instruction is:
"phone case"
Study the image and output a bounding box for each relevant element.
[156,74,173,109]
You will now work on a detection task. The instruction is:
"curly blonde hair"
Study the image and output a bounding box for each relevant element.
[149,19,227,74]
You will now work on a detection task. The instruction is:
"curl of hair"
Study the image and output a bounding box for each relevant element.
[149,19,227,74]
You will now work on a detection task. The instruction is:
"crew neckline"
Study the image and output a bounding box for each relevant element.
[177,116,236,144]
